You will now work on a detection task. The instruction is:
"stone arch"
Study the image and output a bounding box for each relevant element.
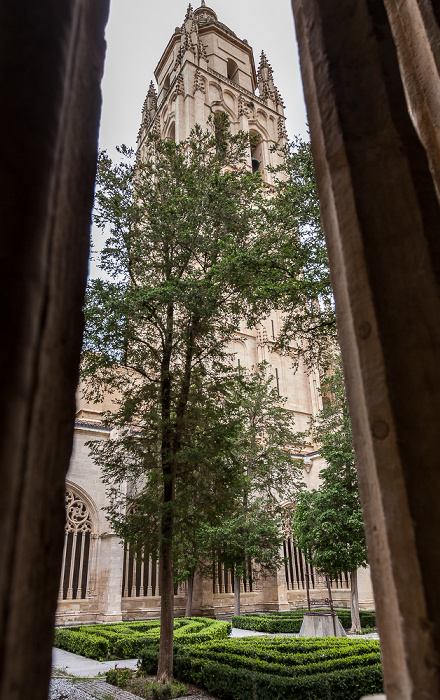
[59,481,99,600]
[223,89,236,115]
[167,121,176,142]
[232,337,249,369]
[212,104,236,130]
[227,57,239,84]
[249,128,266,173]
[209,81,222,102]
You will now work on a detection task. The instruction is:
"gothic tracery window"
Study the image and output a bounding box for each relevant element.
[59,488,96,600]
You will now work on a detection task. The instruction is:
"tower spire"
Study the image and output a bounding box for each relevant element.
[142,80,158,126]
[257,50,277,101]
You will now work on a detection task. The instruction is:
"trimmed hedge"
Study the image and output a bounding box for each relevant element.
[53,617,231,660]
[138,637,383,700]
[232,608,376,633]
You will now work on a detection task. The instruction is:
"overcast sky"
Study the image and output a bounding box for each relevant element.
[91,0,308,275]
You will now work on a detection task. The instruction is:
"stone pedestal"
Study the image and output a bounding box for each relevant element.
[299,614,346,638]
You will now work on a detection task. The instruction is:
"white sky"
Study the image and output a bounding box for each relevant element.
[91,0,308,276]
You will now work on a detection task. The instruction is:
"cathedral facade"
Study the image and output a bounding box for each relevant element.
[56,2,373,627]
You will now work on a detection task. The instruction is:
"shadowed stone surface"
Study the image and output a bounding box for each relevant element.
[299,614,346,638]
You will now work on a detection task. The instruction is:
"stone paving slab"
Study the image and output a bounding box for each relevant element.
[52,648,138,677]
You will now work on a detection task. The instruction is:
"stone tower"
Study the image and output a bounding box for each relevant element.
[57,3,372,627]
[137,2,323,439]
[137,3,288,186]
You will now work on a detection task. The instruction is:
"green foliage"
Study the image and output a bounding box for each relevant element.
[54,629,110,660]
[138,637,382,700]
[106,668,188,699]
[232,608,376,633]
[106,667,132,688]
[151,681,175,699]
[262,137,337,371]
[293,357,367,577]
[53,618,231,660]
[206,364,304,583]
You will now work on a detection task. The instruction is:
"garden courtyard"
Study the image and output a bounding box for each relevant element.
[50,613,381,700]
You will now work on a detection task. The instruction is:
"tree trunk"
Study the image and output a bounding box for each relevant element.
[234,575,241,616]
[157,495,175,683]
[157,311,175,684]
[349,569,362,633]
[185,573,194,617]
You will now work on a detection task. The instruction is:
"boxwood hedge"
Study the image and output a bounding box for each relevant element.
[138,637,383,700]
[232,608,376,633]
[54,617,231,660]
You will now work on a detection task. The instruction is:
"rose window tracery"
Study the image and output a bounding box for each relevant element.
[65,489,93,534]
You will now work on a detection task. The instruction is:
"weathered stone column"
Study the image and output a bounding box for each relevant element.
[383,0,440,198]
[0,1,109,699]
[291,0,440,697]
[97,535,124,623]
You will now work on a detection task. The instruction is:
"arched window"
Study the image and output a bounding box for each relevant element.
[168,122,176,142]
[249,131,264,173]
[227,58,239,84]
[163,74,170,91]
[59,488,97,600]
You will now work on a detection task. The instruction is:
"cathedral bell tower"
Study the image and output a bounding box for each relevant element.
[137,2,288,185]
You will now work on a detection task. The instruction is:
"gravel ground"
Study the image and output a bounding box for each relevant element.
[49,679,96,699]
[49,678,214,699]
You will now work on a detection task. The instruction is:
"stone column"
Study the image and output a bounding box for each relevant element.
[383,0,440,197]
[0,2,109,699]
[97,534,124,622]
[357,567,375,610]
[291,0,440,697]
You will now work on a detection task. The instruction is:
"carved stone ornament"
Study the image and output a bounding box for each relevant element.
[193,68,205,94]
[281,507,294,537]
[278,116,288,141]
[65,489,93,534]
[198,39,208,62]
[172,73,185,101]
[238,93,249,117]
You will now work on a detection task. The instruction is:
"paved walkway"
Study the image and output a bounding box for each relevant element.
[52,648,138,678]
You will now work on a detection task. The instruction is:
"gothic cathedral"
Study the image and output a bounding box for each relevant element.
[57,3,373,626]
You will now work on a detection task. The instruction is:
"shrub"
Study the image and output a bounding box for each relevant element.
[138,636,383,700]
[232,608,376,633]
[54,617,230,660]
[54,629,109,660]
[106,667,133,688]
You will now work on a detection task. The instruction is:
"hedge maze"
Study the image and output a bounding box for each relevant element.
[54,617,231,660]
[139,636,382,700]
[54,614,382,699]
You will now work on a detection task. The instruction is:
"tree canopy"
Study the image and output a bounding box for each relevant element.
[293,357,368,631]
[83,121,333,677]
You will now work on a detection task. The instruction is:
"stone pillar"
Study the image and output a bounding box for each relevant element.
[0,2,109,699]
[357,567,375,610]
[97,535,124,622]
[291,0,440,697]
[383,0,440,197]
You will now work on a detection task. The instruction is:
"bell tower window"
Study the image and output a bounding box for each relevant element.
[250,131,263,173]
[227,58,239,85]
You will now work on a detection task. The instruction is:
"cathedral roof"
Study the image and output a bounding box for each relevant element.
[194,0,238,39]
[194,2,238,40]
